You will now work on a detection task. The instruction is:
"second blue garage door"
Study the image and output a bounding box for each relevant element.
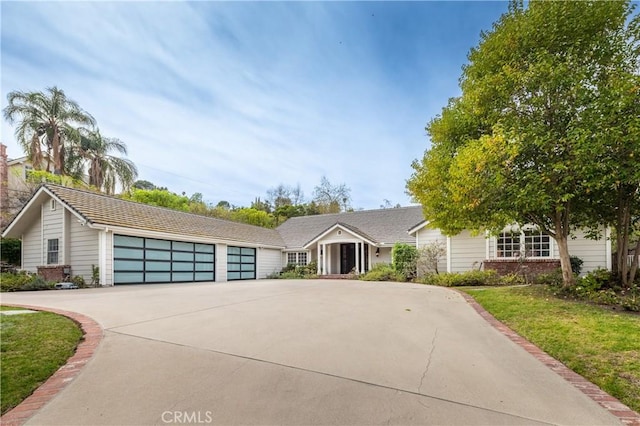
[227,246,256,280]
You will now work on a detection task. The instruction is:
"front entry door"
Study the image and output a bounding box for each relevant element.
[340,243,356,274]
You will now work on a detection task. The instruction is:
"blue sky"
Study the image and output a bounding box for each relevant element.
[1,1,508,209]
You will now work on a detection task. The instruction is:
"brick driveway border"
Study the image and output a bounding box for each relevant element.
[0,304,103,426]
[456,290,640,426]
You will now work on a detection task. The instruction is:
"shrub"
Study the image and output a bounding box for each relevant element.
[71,275,87,288]
[548,269,640,312]
[392,243,419,280]
[18,275,54,291]
[533,269,564,286]
[570,256,584,275]
[360,263,405,282]
[417,242,446,275]
[0,271,35,292]
[420,270,503,287]
[1,272,56,292]
[578,268,615,292]
[91,265,100,286]
[0,238,21,266]
[270,261,318,279]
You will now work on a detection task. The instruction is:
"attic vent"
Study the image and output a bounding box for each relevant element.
[50,200,57,211]
[337,230,342,236]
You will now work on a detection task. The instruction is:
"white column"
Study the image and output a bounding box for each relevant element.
[328,244,332,275]
[367,244,372,272]
[317,243,321,274]
[485,231,490,259]
[355,242,360,274]
[98,231,106,286]
[446,236,452,273]
[361,242,366,273]
[322,244,327,275]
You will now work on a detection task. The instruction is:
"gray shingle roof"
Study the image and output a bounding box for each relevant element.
[44,184,285,247]
[276,206,425,249]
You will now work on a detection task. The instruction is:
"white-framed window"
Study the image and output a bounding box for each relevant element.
[524,231,551,257]
[496,230,551,258]
[47,239,59,264]
[287,252,308,266]
[497,232,521,258]
[50,199,57,211]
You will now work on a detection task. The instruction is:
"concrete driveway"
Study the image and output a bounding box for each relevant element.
[1,280,623,425]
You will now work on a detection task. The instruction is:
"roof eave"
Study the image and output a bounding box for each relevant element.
[302,223,378,249]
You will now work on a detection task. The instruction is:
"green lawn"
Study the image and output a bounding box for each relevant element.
[463,285,640,413]
[0,308,83,414]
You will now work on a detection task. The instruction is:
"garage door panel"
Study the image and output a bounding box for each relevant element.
[113,235,215,285]
[227,246,256,281]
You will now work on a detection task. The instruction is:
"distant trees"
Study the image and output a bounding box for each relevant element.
[312,176,352,214]
[3,86,138,193]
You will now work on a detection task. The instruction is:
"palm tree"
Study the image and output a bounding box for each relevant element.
[76,129,138,194]
[3,87,95,175]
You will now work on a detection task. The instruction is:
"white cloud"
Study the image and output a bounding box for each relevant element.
[1,1,507,209]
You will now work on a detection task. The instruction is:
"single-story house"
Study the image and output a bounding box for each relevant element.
[1,184,611,285]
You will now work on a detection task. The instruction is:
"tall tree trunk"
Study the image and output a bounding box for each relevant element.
[555,233,574,287]
[554,208,575,287]
[616,191,631,287]
[51,126,61,175]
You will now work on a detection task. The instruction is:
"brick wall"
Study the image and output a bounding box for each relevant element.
[484,259,561,276]
[37,265,71,282]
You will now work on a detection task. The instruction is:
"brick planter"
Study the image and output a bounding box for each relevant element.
[37,265,71,282]
[484,259,560,277]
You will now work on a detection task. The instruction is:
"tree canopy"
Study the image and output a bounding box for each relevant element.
[3,87,138,194]
[407,0,640,286]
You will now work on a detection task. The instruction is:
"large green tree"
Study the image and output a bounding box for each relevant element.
[3,87,95,175]
[407,0,638,287]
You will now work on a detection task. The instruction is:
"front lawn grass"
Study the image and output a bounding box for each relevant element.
[463,285,640,413]
[0,308,83,414]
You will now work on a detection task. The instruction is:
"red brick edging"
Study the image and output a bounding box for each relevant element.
[455,290,640,426]
[0,305,103,426]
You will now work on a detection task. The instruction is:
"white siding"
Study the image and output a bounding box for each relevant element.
[568,229,608,273]
[216,244,227,282]
[372,247,392,266]
[21,213,42,272]
[450,230,487,273]
[68,219,99,282]
[416,228,448,274]
[42,200,64,264]
[258,248,282,278]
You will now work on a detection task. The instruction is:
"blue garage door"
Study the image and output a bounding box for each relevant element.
[114,235,215,284]
[227,246,256,280]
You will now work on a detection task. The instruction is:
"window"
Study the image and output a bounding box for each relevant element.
[50,199,56,210]
[47,239,59,264]
[497,232,520,258]
[286,252,308,266]
[524,231,551,257]
[496,230,551,258]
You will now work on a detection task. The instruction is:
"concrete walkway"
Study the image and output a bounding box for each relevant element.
[0,280,625,425]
